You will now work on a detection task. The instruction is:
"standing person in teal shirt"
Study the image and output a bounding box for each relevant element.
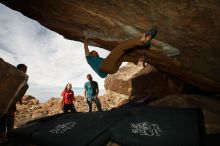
[84,74,102,112]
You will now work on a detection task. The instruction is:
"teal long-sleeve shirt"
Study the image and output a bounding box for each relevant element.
[86,56,108,78]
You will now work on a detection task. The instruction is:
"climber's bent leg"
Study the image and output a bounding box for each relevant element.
[100,37,144,74]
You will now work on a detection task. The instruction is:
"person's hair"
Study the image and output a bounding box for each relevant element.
[17,64,27,70]
[64,83,72,91]
[89,50,99,57]
[87,74,93,81]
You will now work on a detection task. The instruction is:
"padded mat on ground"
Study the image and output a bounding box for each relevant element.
[109,106,205,146]
[8,106,205,146]
[8,110,130,146]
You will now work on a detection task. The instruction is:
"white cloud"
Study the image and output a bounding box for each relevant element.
[0,4,110,100]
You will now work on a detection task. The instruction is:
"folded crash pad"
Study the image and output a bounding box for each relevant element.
[8,110,130,146]
[8,106,206,146]
[109,106,205,146]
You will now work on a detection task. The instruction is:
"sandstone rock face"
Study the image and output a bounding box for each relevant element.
[15,95,111,127]
[150,94,220,134]
[105,63,184,107]
[0,58,28,115]
[1,0,220,92]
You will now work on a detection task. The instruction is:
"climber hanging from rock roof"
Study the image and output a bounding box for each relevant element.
[83,26,158,78]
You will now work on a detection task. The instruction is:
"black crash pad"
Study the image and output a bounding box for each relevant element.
[7,106,206,146]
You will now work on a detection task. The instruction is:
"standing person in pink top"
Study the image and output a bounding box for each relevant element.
[61,83,77,113]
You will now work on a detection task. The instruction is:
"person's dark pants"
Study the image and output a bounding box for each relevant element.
[0,113,15,144]
[86,98,102,112]
[63,104,76,113]
[5,114,14,133]
[0,116,6,144]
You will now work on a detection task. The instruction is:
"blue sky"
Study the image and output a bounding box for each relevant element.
[0,4,111,102]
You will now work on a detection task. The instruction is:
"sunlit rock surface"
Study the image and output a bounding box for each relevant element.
[105,62,184,106]
[1,0,220,92]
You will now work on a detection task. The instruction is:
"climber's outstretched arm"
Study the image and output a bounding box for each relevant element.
[84,38,90,56]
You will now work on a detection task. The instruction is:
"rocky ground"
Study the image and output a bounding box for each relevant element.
[15,95,114,128]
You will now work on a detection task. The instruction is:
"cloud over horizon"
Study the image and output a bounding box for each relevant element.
[0,4,110,99]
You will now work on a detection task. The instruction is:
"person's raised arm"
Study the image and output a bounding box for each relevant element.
[84,38,90,56]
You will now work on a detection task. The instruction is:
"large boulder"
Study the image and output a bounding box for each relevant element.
[105,62,184,107]
[0,58,28,116]
[1,0,220,92]
[150,94,220,134]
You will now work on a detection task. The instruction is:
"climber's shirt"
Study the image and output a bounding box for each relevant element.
[86,56,108,78]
